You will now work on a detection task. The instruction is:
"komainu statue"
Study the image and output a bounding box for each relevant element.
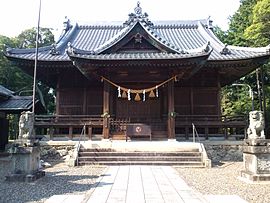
[18,111,35,141]
[247,111,265,139]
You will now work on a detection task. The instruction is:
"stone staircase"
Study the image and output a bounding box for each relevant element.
[77,146,208,167]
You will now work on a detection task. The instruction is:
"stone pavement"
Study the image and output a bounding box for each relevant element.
[86,165,208,203]
[45,165,248,203]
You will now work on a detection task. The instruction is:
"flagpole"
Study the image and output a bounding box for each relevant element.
[32,0,42,113]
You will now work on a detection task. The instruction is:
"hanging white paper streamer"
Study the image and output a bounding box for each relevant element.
[156,86,158,97]
[143,90,146,101]
[118,86,121,97]
[128,89,131,101]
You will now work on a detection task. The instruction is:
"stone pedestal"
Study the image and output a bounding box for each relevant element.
[5,146,45,182]
[241,139,270,182]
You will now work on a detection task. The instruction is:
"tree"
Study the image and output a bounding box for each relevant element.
[0,27,55,113]
[17,27,55,48]
[244,0,270,46]
[0,35,32,91]
[227,0,257,46]
[16,28,55,113]
[244,0,270,134]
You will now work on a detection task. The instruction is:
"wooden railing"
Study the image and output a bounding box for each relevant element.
[34,114,248,140]
[35,115,103,140]
[175,115,247,126]
[175,115,247,139]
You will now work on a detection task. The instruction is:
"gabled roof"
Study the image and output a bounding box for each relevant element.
[0,85,45,113]
[0,96,33,111]
[0,85,14,98]
[4,3,270,63]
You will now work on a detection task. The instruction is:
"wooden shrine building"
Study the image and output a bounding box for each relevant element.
[4,3,270,140]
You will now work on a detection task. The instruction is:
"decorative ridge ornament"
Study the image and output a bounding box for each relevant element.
[220,44,231,55]
[134,2,142,15]
[50,43,60,55]
[124,2,153,26]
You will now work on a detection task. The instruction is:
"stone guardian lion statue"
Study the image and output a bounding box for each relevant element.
[247,111,265,139]
[18,111,35,141]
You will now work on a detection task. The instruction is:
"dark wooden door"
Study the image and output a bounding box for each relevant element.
[116,98,161,119]
[0,118,9,151]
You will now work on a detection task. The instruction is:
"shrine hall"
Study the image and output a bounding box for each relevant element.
[4,3,270,141]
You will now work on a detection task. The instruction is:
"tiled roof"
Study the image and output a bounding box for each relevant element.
[0,85,14,97]
[0,96,33,111]
[68,49,211,61]
[4,4,270,63]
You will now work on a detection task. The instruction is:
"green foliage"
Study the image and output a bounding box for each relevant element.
[212,26,229,44]
[244,0,270,46]
[221,85,254,116]
[17,27,55,48]
[227,0,257,46]
[0,28,55,113]
[0,35,32,91]
[220,0,270,135]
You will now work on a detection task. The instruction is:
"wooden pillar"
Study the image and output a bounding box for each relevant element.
[88,126,92,140]
[217,73,221,116]
[56,79,60,115]
[185,126,189,140]
[190,87,194,115]
[205,127,209,140]
[83,87,87,114]
[103,81,110,139]
[167,80,175,139]
[68,126,73,140]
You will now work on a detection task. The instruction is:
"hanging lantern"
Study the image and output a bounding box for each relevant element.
[128,89,131,101]
[149,90,155,98]
[118,86,121,97]
[143,90,146,101]
[134,93,141,101]
[156,86,159,97]
[122,91,127,99]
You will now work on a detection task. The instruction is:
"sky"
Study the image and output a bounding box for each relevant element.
[0,0,240,38]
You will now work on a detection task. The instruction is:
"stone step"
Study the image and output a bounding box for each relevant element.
[78,151,202,157]
[79,148,200,152]
[78,161,205,166]
[78,156,202,162]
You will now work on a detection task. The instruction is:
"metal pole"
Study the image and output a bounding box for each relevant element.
[32,0,42,113]
[192,123,195,143]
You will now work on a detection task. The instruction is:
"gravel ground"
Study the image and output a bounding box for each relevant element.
[0,162,106,203]
[176,162,270,203]
[2,161,270,203]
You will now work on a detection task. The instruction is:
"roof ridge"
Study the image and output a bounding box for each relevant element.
[5,45,53,55]
[154,24,198,29]
[79,25,124,29]
[227,45,270,53]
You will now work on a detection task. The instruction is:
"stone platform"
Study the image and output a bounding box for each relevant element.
[4,146,45,182]
[81,140,204,152]
[241,139,270,182]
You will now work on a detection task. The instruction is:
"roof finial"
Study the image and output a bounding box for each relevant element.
[63,16,71,31]
[134,1,142,15]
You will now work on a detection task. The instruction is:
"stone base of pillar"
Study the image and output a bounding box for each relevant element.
[5,145,45,182]
[240,139,270,182]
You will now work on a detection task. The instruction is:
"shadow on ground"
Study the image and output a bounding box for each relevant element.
[0,165,106,203]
